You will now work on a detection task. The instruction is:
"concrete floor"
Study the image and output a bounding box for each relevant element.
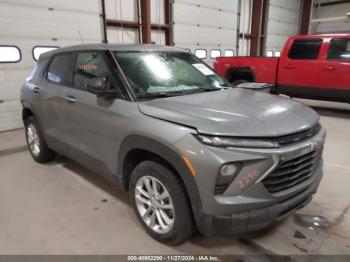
[0,99,349,255]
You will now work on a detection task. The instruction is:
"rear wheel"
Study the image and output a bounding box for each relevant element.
[129,161,194,245]
[25,116,56,163]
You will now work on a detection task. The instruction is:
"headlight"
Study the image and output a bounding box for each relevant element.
[195,134,279,148]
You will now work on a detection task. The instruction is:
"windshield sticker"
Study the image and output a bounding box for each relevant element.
[192,63,215,76]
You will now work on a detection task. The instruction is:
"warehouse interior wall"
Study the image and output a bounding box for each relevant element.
[310,0,350,33]
[265,0,302,56]
[1,0,347,132]
[0,0,102,132]
[104,0,252,64]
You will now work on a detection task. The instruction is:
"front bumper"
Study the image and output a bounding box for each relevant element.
[175,127,326,236]
[196,164,322,236]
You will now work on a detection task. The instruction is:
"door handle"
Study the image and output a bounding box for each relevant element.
[64,96,76,103]
[284,64,295,69]
[323,65,336,71]
[33,87,41,93]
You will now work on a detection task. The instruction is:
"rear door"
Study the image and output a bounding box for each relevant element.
[277,38,323,90]
[317,38,350,97]
[35,53,75,150]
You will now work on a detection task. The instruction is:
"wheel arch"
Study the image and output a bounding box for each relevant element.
[117,135,202,222]
[225,67,256,83]
[21,101,34,124]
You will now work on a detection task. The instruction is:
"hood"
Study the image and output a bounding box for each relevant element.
[138,88,319,137]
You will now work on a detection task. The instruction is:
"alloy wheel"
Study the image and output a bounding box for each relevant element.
[27,123,40,157]
[135,176,175,234]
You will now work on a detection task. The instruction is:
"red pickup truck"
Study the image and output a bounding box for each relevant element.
[214,34,350,102]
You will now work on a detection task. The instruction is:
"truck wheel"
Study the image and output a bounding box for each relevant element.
[232,79,248,86]
[25,116,56,163]
[129,160,194,245]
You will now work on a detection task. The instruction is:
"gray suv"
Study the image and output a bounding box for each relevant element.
[21,44,326,245]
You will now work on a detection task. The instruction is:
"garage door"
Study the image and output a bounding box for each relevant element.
[265,0,301,56]
[310,1,350,34]
[0,0,102,132]
[105,0,140,44]
[172,0,247,65]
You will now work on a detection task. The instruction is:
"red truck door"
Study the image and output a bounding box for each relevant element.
[277,38,323,91]
[317,37,350,97]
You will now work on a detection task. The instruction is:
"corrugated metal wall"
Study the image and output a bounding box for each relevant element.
[151,0,166,45]
[105,0,166,45]
[0,0,102,131]
[310,0,350,33]
[0,0,309,132]
[172,0,251,64]
[265,0,301,55]
[104,0,252,64]
[105,0,140,43]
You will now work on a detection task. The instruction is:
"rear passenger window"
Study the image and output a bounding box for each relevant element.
[74,52,115,91]
[288,39,322,60]
[328,38,350,60]
[47,53,75,85]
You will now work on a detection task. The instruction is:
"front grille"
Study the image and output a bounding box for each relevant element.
[272,123,321,147]
[262,150,322,194]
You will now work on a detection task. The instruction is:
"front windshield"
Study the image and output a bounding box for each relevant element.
[113,51,229,98]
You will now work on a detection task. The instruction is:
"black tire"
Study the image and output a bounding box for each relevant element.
[232,79,249,86]
[25,116,56,163]
[129,160,194,245]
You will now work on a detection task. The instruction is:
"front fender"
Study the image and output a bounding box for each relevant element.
[117,135,202,223]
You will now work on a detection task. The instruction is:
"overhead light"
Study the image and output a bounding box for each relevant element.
[267,51,273,57]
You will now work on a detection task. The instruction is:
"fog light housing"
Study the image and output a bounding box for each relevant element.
[220,164,238,177]
[215,163,242,195]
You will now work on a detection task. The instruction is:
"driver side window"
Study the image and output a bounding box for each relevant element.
[74,52,115,91]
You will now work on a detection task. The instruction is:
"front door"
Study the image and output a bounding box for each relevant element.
[317,37,350,100]
[62,51,125,176]
[277,38,323,92]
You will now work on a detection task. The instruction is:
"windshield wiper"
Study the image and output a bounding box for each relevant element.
[137,86,228,99]
[182,86,226,94]
[137,92,182,98]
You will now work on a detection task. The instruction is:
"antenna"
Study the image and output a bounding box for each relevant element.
[78,30,84,44]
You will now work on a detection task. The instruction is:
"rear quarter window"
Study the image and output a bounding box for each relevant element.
[27,57,50,81]
[288,39,322,60]
[47,53,76,85]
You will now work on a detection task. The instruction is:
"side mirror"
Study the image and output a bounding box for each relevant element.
[86,77,123,98]
[86,77,106,94]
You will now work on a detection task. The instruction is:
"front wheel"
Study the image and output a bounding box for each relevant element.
[129,161,194,245]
